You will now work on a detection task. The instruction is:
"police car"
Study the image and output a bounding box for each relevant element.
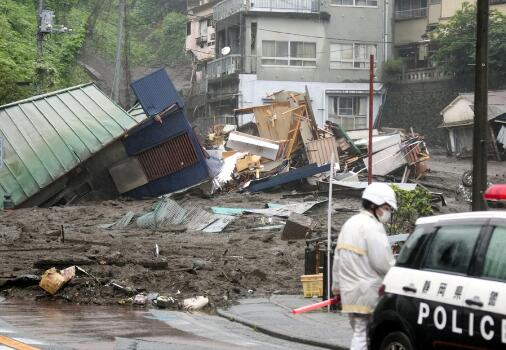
[368,211,506,350]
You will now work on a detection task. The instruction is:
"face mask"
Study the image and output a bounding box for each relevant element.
[377,208,391,223]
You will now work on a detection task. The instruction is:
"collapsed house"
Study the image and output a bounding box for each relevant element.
[0,84,146,209]
[203,89,430,193]
[0,70,210,209]
[440,91,506,160]
[109,69,210,198]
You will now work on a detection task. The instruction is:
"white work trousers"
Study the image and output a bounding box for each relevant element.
[349,314,370,350]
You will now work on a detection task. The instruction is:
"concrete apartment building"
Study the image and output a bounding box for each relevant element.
[394,0,506,80]
[186,0,394,131]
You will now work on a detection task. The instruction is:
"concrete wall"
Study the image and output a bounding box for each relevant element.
[240,0,392,83]
[394,17,427,45]
[380,79,472,146]
[186,5,216,61]
[441,0,506,19]
[428,2,441,24]
[238,74,384,127]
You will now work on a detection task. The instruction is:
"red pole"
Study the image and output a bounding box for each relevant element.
[368,54,374,184]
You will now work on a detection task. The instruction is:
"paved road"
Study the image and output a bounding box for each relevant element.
[428,154,506,178]
[0,299,325,350]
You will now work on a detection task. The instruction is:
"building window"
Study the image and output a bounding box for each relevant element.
[330,43,376,69]
[329,96,367,130]
[186,22,191,35]
[331,0,378,7]
[395,0,427,20]
[262,40,316,67]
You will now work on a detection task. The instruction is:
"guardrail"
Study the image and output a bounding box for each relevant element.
[214,0,319,21]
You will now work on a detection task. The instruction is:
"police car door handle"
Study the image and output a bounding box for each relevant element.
[402,286,417,293]
[465,298,484,307]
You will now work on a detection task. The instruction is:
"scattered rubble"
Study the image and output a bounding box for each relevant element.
[4,73,498,313]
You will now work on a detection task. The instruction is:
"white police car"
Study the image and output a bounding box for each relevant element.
[369,211,506,350]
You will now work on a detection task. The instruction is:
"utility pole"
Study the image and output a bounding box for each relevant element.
[36,0,71,93]
[472,0,489,211]
[368,54,374,184]
[36,0,46,93]
[112,0,126,103]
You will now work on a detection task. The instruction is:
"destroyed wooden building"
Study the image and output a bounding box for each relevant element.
[0,84,147,209]
[441,91,506,160]
[0,70,210,209]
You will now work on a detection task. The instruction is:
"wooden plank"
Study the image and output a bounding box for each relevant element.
[0,335,41,350]
[489,126,501,161]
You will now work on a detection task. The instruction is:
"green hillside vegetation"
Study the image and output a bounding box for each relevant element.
[0,0,188,105]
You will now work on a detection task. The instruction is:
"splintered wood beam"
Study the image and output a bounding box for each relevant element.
[281,105,305,115]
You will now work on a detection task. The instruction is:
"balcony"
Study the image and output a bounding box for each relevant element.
[397,67,450,82]
[395,7,427,20]
[214,0,320,21]
[207,54,257,79]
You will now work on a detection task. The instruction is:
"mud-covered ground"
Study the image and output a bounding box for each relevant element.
[0,155,504,309]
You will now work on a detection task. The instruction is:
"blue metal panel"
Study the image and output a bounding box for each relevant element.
[126,160,209,198]
[122,109,210,198]
[122,110,192,155]
[247,163,331,193]
[130,69,184,117]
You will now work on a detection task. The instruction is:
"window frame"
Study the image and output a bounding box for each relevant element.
[328,95,368,130]
[329,43,377,70]
[261,40,317,68]
[330,0,378,8]
[396,225,432,269]
[477,225,506,282]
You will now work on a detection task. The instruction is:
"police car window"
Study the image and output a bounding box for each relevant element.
[422,225,481,274]
[396,227,426,267]
[482,226,506,281]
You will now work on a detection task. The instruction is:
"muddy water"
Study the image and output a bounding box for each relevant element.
[0,300,197,349]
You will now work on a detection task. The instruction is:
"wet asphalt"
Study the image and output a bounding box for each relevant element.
[0,299,325,350]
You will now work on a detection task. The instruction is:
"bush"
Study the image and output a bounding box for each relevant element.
[388,185,433,234]
[382,58,404,83]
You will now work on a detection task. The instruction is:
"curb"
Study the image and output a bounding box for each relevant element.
[216,308,347,350]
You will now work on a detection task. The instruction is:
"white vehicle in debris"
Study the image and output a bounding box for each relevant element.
[368,210,506,350]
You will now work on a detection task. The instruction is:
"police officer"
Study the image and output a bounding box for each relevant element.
[332,183,397,350]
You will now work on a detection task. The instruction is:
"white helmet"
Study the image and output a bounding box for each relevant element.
[362,183,397,211]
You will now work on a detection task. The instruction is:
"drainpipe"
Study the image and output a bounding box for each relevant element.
[384,0,389,62]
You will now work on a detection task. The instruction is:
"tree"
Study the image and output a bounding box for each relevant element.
[430,3,506,82]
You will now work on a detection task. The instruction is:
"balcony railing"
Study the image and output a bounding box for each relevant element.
[206,54,257,79]
[395,7,427,20]
[207,55,242,79]
[397,67,450,82]
[214,0,319,21]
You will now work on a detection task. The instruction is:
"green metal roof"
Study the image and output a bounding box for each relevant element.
[0,83,148,208]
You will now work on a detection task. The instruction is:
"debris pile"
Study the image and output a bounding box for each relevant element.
[201,89,431,195]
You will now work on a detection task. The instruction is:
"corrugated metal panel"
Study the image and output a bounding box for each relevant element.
[131,68,184,117]
[305,137,339,166]
[135,198,235,232]
[138,133,198,181]
[0,83,148,207]
[128,103,149,123]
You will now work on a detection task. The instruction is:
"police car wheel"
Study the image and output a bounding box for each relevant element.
[379,331,413,350]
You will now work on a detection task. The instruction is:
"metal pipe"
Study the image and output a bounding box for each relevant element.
[326,154,334,312]
[368,54,374,184]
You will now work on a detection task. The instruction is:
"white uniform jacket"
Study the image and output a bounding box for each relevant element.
[331,210,394,314]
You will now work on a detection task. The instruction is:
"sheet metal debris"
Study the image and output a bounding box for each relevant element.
[135,198,235,233]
